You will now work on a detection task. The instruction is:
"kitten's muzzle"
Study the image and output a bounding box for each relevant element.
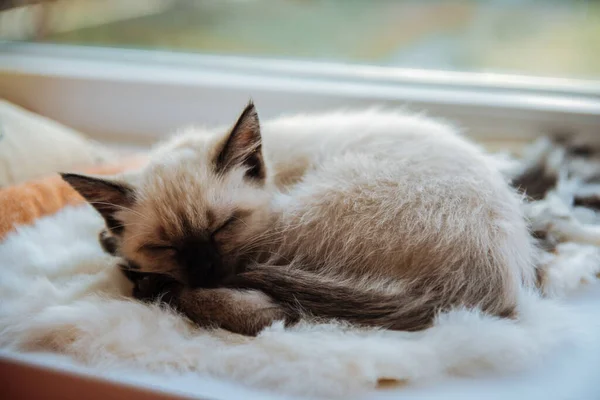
[178,238,232,288]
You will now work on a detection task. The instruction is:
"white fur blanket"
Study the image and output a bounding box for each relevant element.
[1,137,600,398]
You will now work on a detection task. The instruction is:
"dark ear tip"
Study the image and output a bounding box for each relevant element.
[243,99,257,116]
[59,172,80,184]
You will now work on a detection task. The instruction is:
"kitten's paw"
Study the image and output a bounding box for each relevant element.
[116,261,181,304]
[132,273,182,305]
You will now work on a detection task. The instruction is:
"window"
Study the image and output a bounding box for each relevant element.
[1,0,598,148]
[3,0,599,79]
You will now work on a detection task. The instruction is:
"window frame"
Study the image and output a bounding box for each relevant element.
[1,42,599,145]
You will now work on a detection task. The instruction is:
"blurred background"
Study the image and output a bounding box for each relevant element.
[2,2,600,397]
[1,0,599,79]
[0,0,598,155]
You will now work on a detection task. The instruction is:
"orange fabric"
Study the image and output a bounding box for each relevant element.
[0,157,147,241]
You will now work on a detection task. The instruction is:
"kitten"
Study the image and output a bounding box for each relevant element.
[62,102,536,336]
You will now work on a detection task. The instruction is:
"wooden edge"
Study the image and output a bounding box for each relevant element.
[0,354,201,400]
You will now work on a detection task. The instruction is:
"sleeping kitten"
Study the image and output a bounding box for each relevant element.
[62,103,536,336]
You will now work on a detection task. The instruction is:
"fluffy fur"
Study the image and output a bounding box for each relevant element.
[2,127,600,397]
[509,133,600,295]
[63,106,536,335]
[0,204,592,398]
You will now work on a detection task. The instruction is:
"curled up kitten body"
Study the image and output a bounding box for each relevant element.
[63,103,536,336]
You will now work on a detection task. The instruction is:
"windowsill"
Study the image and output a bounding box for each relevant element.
[1,42,598,144]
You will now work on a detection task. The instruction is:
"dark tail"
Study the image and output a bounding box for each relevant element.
[224,265,439,331]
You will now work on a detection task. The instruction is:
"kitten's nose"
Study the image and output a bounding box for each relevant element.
[178,238,228,288]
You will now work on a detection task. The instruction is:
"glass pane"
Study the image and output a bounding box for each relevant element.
[2,0,599,80]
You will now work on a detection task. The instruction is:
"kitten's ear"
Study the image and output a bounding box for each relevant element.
[60,173,135,233]
[215,101,265,181]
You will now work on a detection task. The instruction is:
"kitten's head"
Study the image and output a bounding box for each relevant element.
[62,102,272,287]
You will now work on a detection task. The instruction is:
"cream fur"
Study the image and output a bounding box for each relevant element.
[114,109,537,330]
[3,110,599,397]
[0,204,591,398]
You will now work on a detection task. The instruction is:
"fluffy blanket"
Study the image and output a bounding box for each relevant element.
[1,134,600,398]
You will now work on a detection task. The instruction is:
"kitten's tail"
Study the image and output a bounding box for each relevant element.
[225,265,441,331]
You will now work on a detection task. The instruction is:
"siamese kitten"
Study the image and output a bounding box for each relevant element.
[62,103,536,336]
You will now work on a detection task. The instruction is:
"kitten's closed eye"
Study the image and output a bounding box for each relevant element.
[139,214,240,254]
[211,214,247,244]
[213,216,237,236]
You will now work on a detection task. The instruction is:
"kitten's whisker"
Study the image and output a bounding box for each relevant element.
[87,201,148,220]
[232,216,249,228]
[110,221,153,231]
[236,233,284,253]
[118,264,138,272]
[125,231,155,243]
